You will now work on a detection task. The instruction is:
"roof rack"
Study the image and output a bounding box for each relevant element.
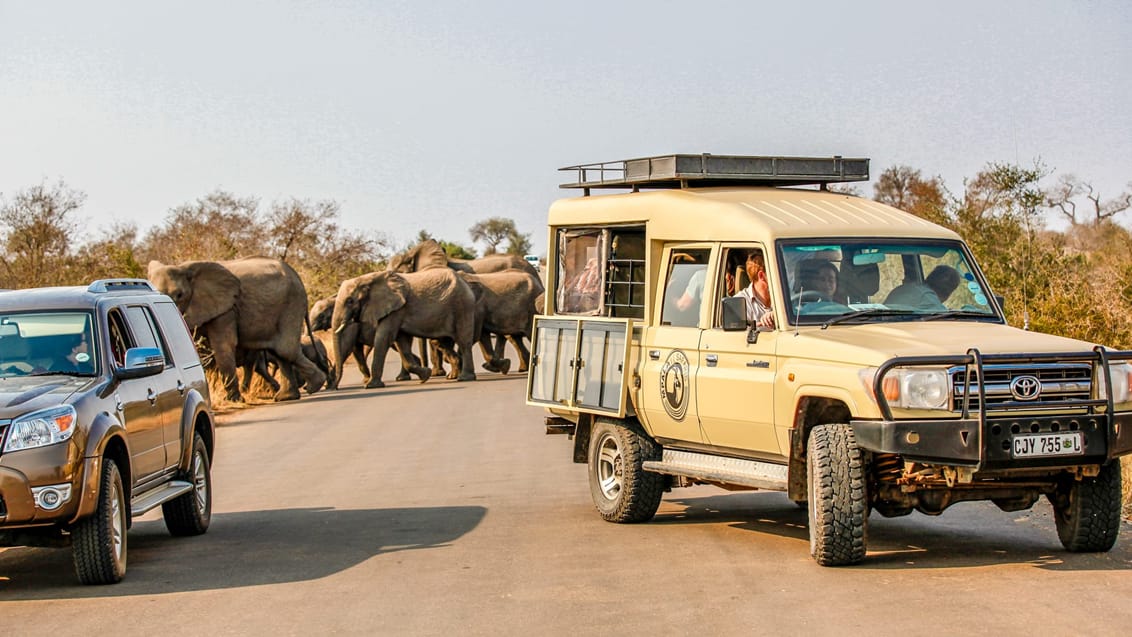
[559,153,869,194]
[87,279,155,293]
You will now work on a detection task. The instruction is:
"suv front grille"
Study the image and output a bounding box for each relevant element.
[951,364,1093,412]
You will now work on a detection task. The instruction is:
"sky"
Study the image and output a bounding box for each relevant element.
[2,1,1130,257]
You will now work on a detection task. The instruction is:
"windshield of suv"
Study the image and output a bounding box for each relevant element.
[0,311,98,377]
[777,239,1000,326]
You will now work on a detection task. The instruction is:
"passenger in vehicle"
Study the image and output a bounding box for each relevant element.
[794,260,839,301]
[885,264,961,309]
[732,251,775,328]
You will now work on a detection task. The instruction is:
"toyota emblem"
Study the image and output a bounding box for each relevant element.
[1010,375,1041,401]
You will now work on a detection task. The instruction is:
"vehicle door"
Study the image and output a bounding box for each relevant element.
[106,308,167,480]
[696,245,781,457]
[635,245,711,445]
[123,303,188,469]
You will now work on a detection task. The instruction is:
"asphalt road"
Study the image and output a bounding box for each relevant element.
[3,358,1132,636]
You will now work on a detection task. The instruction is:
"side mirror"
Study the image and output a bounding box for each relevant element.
[721,297,747,331]
[116,347,165,379]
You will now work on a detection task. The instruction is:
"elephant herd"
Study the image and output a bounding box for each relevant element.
[147,239,544,403]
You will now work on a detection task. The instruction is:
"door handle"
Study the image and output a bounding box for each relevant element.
[648,350,660,360]
[705,354,718,366]
[147,388,157,405]
[177,379,186,395]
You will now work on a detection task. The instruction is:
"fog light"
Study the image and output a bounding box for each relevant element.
[32,484,72,511]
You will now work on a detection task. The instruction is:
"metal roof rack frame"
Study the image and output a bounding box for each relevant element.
[559,153,869,195]
[87,279,156,293]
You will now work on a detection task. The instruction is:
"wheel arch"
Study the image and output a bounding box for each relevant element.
[787,394,853,501]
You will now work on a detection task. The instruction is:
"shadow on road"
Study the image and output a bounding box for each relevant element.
[660,491,1132,571]
[0,505,486,598]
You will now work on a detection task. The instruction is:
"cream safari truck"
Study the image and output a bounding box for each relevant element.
[525,153,1132,566]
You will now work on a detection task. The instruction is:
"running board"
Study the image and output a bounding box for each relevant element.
[131,480,193,517]
[643,449,789,491]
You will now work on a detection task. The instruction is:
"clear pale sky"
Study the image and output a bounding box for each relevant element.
[2,1,1129,256]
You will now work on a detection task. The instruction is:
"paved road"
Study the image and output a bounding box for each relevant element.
[3,360,1132,635]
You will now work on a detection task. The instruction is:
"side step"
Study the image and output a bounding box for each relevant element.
[643,449,789,491]
[545,416,575,435]
[131,480,193,517]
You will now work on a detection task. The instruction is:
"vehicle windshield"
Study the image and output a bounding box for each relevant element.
[777,239,1000,326]
[0,311,98,378]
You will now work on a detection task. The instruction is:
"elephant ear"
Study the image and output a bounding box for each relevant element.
[363,272,409,322]
[181,261,241,329]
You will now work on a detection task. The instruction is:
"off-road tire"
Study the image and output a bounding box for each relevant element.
[72,458,128,584]
[163,433,213,536]
[1050,458,1123,552]
[807,423,868,566]
[588,419,664,523]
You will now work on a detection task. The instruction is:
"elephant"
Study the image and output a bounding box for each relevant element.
[389,239,539,277]
[235,332,335,396]
[459,269,543,374]
[388,239,540,374]
[148,256,326,402]
[310,295,371,389]
[330,268,478,389]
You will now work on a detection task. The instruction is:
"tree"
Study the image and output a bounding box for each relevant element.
[873,166,949,225]
[0,180,86,288]
[504,227,532,256]
[140,190,266,264]
[1046,174,1132,229]
[469,217,518,255]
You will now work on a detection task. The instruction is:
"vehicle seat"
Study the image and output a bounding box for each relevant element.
[837,262,880,304]
[0,333,31,370]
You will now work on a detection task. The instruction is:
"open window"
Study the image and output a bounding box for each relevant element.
[554,227,645,318]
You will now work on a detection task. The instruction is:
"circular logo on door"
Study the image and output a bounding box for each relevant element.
[659,350,690,421]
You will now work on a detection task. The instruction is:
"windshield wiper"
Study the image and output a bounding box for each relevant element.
[920,310,996,322]
[821,309,921,329]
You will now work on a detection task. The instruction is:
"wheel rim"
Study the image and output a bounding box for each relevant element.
[596,432,623,501]
[111,478,125,562]
[192,450,208,514]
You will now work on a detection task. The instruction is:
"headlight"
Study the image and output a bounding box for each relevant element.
[1098,362,1132,404]
[3,405,77,452]
[861,368,950,410]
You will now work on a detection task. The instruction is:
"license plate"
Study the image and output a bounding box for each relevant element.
[1011,432,1084,458]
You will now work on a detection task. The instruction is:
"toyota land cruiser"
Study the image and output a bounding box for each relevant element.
[526,154,1132,566]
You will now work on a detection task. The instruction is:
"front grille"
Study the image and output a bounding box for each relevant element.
[951,364,1093,411]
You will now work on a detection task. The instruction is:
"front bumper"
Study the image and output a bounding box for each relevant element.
[852,412,1132,470]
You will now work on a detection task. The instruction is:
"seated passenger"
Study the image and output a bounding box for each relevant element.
[732,251,775,328]
[885,264,961,309]
[48,333,93,374]
[795,260,839,302]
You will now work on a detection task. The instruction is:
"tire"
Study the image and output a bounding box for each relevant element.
[163,433,213,536]
[588,419,664,523]
[72,458,128,585]
[1050,458,1123,552]
[806,423,868,566]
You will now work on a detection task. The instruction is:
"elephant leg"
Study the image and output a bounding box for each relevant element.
[479,332,510,374]
[271,347,325,402]
[508,334,530,372]
[353,344,370,386]
[366,323,399,389]
[206,325,242,402]
[255,351,281,394]
[455,335,477,383]
[395,334,431,383]
[429,338,446,376]
[395,342,413,382]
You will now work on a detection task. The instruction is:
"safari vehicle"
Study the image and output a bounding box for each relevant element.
[526,153,1132,566]
[0,279,215,584]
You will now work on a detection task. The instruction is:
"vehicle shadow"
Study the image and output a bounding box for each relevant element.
[0,505,486,598]
[659,491,1132,571]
